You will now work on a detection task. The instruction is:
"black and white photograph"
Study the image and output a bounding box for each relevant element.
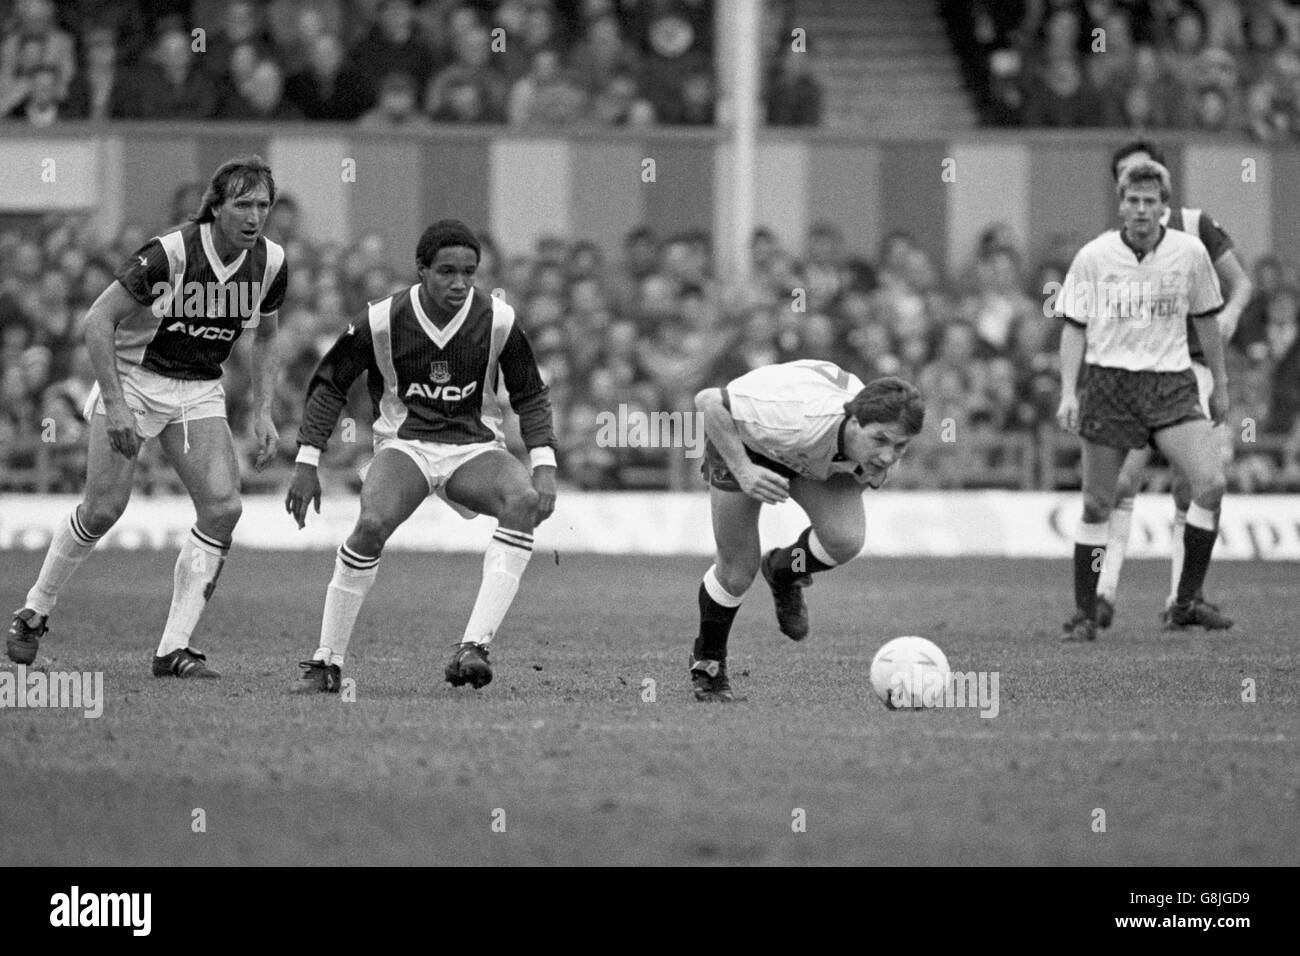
[0,0,1295,913]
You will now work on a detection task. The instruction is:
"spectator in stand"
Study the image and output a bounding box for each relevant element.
[590,70,655,125]
[0,0,76,102]
[1235,254,1284,350]
[1161,4,1207,122]
[217,57,302,119]
[429,72,503,122]
[349,0,438,94]
[199,0,273,87]
[1024,54,1105,125]
[568,14,640,96]
[424,21,507,123]
[132,27,219,119]
[66,0,149,63]
[635,0,711,124]
[63,25,134,119]
[285,32,372,120]
[1191,82,1238,131]
[674,66,714,124]
[1265,288,1300,434]
[3,61,60,124]
[767,44,823,126]
[1241,5,1286,86]
[358,70,435,129]
[506,47,587,125]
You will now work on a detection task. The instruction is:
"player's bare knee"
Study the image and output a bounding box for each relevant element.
[80,496,128,536]
[1113,473,1140,503]
[716,558,758,596]
[198,495,242,536]
[815,526,864,565]
[500,485,540,526]
[1192,470,1226,508]
[351,512,393,553]
[1081,491,1112,524]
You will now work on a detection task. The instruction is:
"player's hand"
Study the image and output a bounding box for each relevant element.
[252,412,279,472]
[104,402,141,459]
[737,464,790,504]
[1056,393,1080,434]
[532,465,557,524]
[1209,388,1229,424]
[285,463,321,529]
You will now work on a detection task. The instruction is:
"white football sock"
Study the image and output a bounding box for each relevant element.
[157,527,229,656]
[461,528,533,646]
[25,508,102,620]
[1096,500,1134,601]
[1167,508,1187,608]
[317,545,380,666]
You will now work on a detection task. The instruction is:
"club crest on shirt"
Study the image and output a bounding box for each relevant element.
[430,360,451,384]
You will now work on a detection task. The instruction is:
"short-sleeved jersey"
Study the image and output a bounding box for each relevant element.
[297,285,555,452]
[1060,227,1223,372]
[113,221,288,381]
[1164,206,1233,362]
[724,359,867,482]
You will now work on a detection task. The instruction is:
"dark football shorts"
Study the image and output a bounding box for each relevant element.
[1078,364,1204,450]
[701,439,799,492]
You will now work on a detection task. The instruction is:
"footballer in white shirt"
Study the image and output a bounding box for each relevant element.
[689,360,925,702]
[1056,161,1230,643]
[1090,140,1248,632]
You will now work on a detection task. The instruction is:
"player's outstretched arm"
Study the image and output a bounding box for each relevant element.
[84,282,146,459]
[250,310,280,472]
[695,388,789,504]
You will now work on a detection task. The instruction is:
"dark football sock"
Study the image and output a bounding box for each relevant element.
[1176,524,1217,605]
[695,582,740,662]
[768,527,835,586]
[1073,543,1103,620]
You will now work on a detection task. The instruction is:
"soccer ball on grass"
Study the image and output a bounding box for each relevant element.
[869,636,950,710]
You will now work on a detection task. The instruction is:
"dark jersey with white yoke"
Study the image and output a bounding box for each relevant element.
[113,221,288,381]
[297,285,556,453]
[1165,206,1232,363]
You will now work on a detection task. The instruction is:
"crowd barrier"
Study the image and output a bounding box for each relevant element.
[1,492,1297,559]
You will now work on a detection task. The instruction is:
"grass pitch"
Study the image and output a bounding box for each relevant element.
[1,550,1296,865]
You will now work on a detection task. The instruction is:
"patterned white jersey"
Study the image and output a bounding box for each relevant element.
[1059,227,1223,372]
[725,359,866,481]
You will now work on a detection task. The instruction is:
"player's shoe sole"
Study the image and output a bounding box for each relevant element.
[689,656,742,703]
[445,642,492,688]
[291,659,342,694]
[760,550,811,641]
[152,647,221,678]
[7,608,47,665]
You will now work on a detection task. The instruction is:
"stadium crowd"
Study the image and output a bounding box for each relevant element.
[948,0,1300,139]
[0,0,819,128]
[3,203,1299,494]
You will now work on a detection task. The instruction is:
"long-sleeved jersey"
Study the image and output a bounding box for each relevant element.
[297,285,555,453]
[113,221,287,381]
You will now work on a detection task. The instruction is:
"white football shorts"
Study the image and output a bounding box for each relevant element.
[83,365,226,440]
[366,436,505,519]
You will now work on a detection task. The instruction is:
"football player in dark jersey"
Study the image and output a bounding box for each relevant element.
[1087,141,1251,631]
[7,156,288,678]
[285,219,557,693]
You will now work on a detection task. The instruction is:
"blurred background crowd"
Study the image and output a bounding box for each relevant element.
[947,0,1300,138]
[3,202,1299,494]
[0,0,821,128]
